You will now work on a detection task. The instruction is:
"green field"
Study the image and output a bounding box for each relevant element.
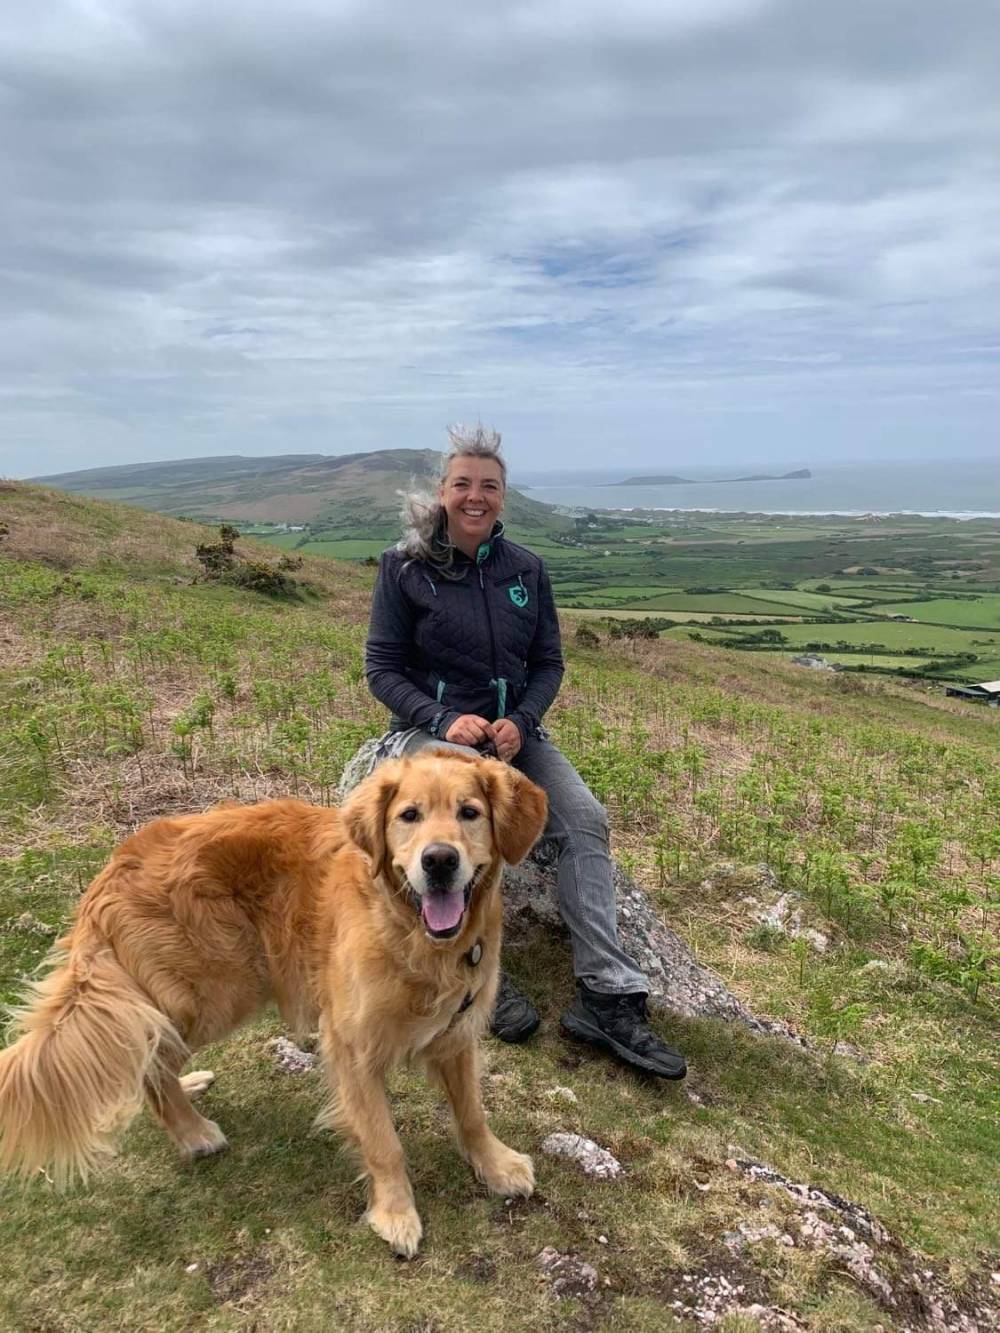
[741,588,868,611]
[630,591,826,615]
[877,595,1000,629]
[762,651,945,672]
[251,530,308,549]
[250,508,1000,687]
[297,538,388,559]
[711,619,1000,653]
[245,507,1000,686]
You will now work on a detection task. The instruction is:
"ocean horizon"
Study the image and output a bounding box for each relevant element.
[514,457,1000,519]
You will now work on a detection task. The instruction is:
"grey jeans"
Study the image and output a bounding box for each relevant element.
[396,729,648,995]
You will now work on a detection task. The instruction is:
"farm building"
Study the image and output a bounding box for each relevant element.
[945,679,1000,706]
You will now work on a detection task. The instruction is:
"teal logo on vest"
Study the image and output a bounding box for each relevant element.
[509,576,529,609]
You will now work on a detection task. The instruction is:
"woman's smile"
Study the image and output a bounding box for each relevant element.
[438,456,505,557]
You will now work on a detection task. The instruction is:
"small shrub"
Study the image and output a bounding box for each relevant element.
[226,560,295,596]
[195,525,238,576]
[575,623,601,648]
[195,525,298,597]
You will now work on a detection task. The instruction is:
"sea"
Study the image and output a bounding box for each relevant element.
[515,457,1000,519]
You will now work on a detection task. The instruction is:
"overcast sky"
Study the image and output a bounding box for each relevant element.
[3,0,999,478]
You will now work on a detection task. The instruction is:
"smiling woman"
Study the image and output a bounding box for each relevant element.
[364,425,687,1079]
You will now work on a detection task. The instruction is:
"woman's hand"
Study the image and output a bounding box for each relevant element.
[492,718,523,763]
[444,714,496,747]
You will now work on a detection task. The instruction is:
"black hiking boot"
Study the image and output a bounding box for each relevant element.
[561,985,687,1079]
[490,971,541,1043]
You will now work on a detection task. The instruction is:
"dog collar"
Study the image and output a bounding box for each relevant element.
[446,941,484,1029]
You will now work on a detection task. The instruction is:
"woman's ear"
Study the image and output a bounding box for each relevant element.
[342,766,400,879]
[478,761,548,864]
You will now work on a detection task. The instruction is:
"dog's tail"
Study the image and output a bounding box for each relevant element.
[0,939,183,1187]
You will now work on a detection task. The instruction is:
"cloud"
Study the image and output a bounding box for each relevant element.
[1,0,998,474]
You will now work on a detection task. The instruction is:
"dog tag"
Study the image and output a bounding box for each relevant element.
[467,941,482,968]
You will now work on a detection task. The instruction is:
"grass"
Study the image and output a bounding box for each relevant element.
[672,618,1000,654]
[877,596,1000,629]
[1,482,998,1330]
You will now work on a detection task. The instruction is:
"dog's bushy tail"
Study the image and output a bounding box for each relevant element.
[0,942,183,1187]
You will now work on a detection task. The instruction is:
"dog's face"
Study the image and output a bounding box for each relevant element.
[343,751,548,942]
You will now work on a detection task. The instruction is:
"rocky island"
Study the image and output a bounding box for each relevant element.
[608,468,811,485]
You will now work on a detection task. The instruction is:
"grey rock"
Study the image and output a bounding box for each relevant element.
[752,891,828,953]
[723,1156,1000,1329]
[541,1132,622,1180]
[535,1247,599,1299]
[269,1036,317,1074]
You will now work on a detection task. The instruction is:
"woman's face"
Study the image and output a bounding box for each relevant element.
[438,456,505,555]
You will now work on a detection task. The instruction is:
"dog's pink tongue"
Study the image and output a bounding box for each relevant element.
[421,890,465,933]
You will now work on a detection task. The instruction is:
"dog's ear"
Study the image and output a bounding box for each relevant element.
[342,765,400,878]
[479,761,548,865]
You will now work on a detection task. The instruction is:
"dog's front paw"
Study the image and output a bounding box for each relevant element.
[365,1202,423,1258]
[179,1118,228,1162]
[472,1143,535,1198]
[179,1070,216,1100]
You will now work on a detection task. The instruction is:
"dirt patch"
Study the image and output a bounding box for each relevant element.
[620,1247,790,1327]
[205,1248,277,1307]
[455,1254,497,1284]
[489,1189,550,1232]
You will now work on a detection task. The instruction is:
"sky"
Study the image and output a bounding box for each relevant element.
[3,0,999,479]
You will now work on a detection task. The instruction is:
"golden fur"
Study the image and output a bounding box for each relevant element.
[0,751,548,1256]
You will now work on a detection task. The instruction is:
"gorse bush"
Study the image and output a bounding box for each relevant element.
[195,524,299,597]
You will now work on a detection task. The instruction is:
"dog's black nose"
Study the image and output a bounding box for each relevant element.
[421,843,460,879]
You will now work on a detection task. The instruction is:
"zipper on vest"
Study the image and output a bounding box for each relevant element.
[478,564,502,715]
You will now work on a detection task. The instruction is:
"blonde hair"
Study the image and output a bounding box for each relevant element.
[397,424,506,569]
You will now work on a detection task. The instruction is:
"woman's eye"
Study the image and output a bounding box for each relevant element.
[459,805,480,820]
[399,808,421,823]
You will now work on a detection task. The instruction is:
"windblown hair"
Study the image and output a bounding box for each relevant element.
[397,424,506,571]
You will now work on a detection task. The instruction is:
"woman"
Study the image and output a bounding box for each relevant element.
[364,425,685,1079]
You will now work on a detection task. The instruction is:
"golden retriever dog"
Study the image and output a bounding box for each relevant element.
[0,750,548,1256]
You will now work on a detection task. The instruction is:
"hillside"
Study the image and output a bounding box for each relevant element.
[1,482,997,1332]
[32,449,562,533]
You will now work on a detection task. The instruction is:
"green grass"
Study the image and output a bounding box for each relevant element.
[626,592,818,615]
[1,483,998,1330]
[737,589,868,612]
[877,595,1000,629]
[252,531,308,549]
[296,538,388,559]
[744,650,941,671]
[678,619,1000,654]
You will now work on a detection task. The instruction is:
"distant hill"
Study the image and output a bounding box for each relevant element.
[609,469,811,486]
[33,450,561,532]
